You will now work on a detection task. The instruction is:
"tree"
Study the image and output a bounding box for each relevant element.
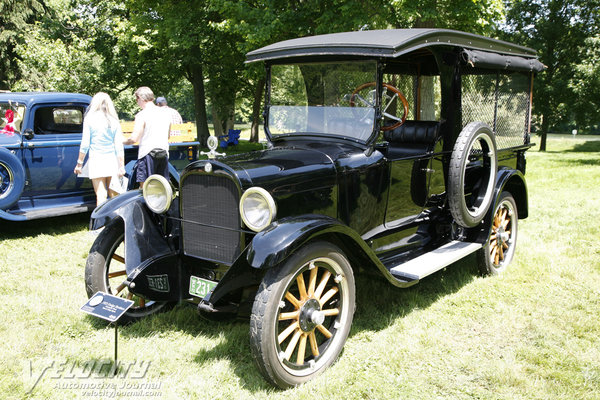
[571,35,600,132]
[389,0,504,34]
[0,0,45,89]
[503,0,600,150]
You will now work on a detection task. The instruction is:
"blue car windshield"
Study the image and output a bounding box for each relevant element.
[268,61,377,142]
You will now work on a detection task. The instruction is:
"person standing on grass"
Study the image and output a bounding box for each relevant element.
[156,96,183,124]
[124,87,171,187]
[74,92,125,206]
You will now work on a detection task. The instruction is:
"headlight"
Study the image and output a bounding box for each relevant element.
[143,174,173,214]
[240,187,276,232]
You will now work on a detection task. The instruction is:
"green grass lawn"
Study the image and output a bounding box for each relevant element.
[1,135,599,399]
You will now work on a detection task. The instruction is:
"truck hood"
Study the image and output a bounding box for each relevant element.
[225,144,337,193]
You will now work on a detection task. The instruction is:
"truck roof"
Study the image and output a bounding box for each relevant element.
[246,29,542,70]
[0,92,91,108]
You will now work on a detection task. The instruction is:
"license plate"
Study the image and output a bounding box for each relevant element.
[189,276,217,298]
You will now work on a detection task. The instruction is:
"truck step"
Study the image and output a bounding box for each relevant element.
[389,241,482,282]
[6,204,95,221]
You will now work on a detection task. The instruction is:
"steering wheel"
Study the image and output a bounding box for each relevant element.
[350,82,409,131]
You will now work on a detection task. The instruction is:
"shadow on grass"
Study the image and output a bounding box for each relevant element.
[544,139,600,154]
[543,140,600,166]
[0,212,90,239]
[102,255,480,392]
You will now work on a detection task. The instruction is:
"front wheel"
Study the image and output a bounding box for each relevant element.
[250,242,355,388]
[477,192,518,275]
[84,220,171,323]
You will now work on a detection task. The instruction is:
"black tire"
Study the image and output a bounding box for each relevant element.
[250,241,355,388]
[0,148,26,210]
[84,219,171,324]
[477,192,518,275]
[448,122,497,228]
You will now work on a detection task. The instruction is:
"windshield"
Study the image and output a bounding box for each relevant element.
[0,103,26,133]
[268,61,377,142]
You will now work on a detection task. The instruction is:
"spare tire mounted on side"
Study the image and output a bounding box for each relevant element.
[448,122,498,228]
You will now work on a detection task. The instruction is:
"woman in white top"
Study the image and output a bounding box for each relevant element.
[74,92,125,206]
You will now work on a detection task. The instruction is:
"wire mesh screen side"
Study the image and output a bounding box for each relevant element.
[461,72,530,149]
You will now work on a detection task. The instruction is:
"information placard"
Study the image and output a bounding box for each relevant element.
[80,292,134,322]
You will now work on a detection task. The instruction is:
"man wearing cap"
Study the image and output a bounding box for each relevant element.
[156,96,183,124]
[124,87,171,186]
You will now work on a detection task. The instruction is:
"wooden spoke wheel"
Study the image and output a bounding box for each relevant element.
[478,192,518,275]
[84,220,171,323]
[250,242,355,388]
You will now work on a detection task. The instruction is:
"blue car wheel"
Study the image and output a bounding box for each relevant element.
[0,149,25,210]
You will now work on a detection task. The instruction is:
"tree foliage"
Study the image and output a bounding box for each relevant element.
[390,0,504,33]
[0,0,45,89]
[10,0,599,150]
[503,0,600,150]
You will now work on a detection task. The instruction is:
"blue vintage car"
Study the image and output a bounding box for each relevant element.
[0,92,196,221]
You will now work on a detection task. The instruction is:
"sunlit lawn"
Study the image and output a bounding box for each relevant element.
[0,135,598,399]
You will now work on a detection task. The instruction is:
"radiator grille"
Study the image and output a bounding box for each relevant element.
[180,173,241,264]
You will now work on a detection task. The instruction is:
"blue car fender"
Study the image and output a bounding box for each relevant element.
[0,147,26,210]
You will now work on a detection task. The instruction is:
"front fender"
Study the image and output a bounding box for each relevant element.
[90,189,173,275]
[247,215,371,269]
[90,189,143,230]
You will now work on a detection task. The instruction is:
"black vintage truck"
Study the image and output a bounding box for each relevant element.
[84,29,543,388]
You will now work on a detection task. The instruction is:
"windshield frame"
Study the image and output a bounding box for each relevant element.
[264,60,382,146]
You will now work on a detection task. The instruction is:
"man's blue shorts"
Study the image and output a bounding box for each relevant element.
[134,152,169,184]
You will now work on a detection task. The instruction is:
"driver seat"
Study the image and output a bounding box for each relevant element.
[383,120,441,159]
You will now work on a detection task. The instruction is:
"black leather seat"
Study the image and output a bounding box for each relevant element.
[383,120,441,159]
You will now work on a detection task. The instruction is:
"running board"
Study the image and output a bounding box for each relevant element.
[0,204,95,221]
[390,241,482,282]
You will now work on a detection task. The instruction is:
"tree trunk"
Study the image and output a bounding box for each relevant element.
[189,63,210,146]
[539,113,549,152]
[225,109,234,133]
[250,78,266,143]
[212,106,223,137]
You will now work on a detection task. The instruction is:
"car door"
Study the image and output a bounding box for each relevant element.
[21,103,93,200]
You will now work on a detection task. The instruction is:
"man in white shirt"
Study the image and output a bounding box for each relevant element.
[124,87,171,187]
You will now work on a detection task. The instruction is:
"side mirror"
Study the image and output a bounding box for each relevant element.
[22,129,34,140]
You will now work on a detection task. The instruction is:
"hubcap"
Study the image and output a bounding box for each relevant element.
[299,299,323,332]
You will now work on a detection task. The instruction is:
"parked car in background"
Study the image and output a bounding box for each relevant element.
[84,29,544,388]
[0,92,198,221]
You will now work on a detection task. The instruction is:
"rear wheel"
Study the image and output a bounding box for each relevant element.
[84,220,171,323]
[477,192,518,275]
[250,242,355,388]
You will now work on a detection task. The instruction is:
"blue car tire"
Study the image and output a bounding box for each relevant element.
[0,148,25,210]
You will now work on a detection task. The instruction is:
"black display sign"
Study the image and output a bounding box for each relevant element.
[80,292,134,322]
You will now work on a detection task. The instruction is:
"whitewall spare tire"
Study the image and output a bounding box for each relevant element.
[448,122,497,228]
